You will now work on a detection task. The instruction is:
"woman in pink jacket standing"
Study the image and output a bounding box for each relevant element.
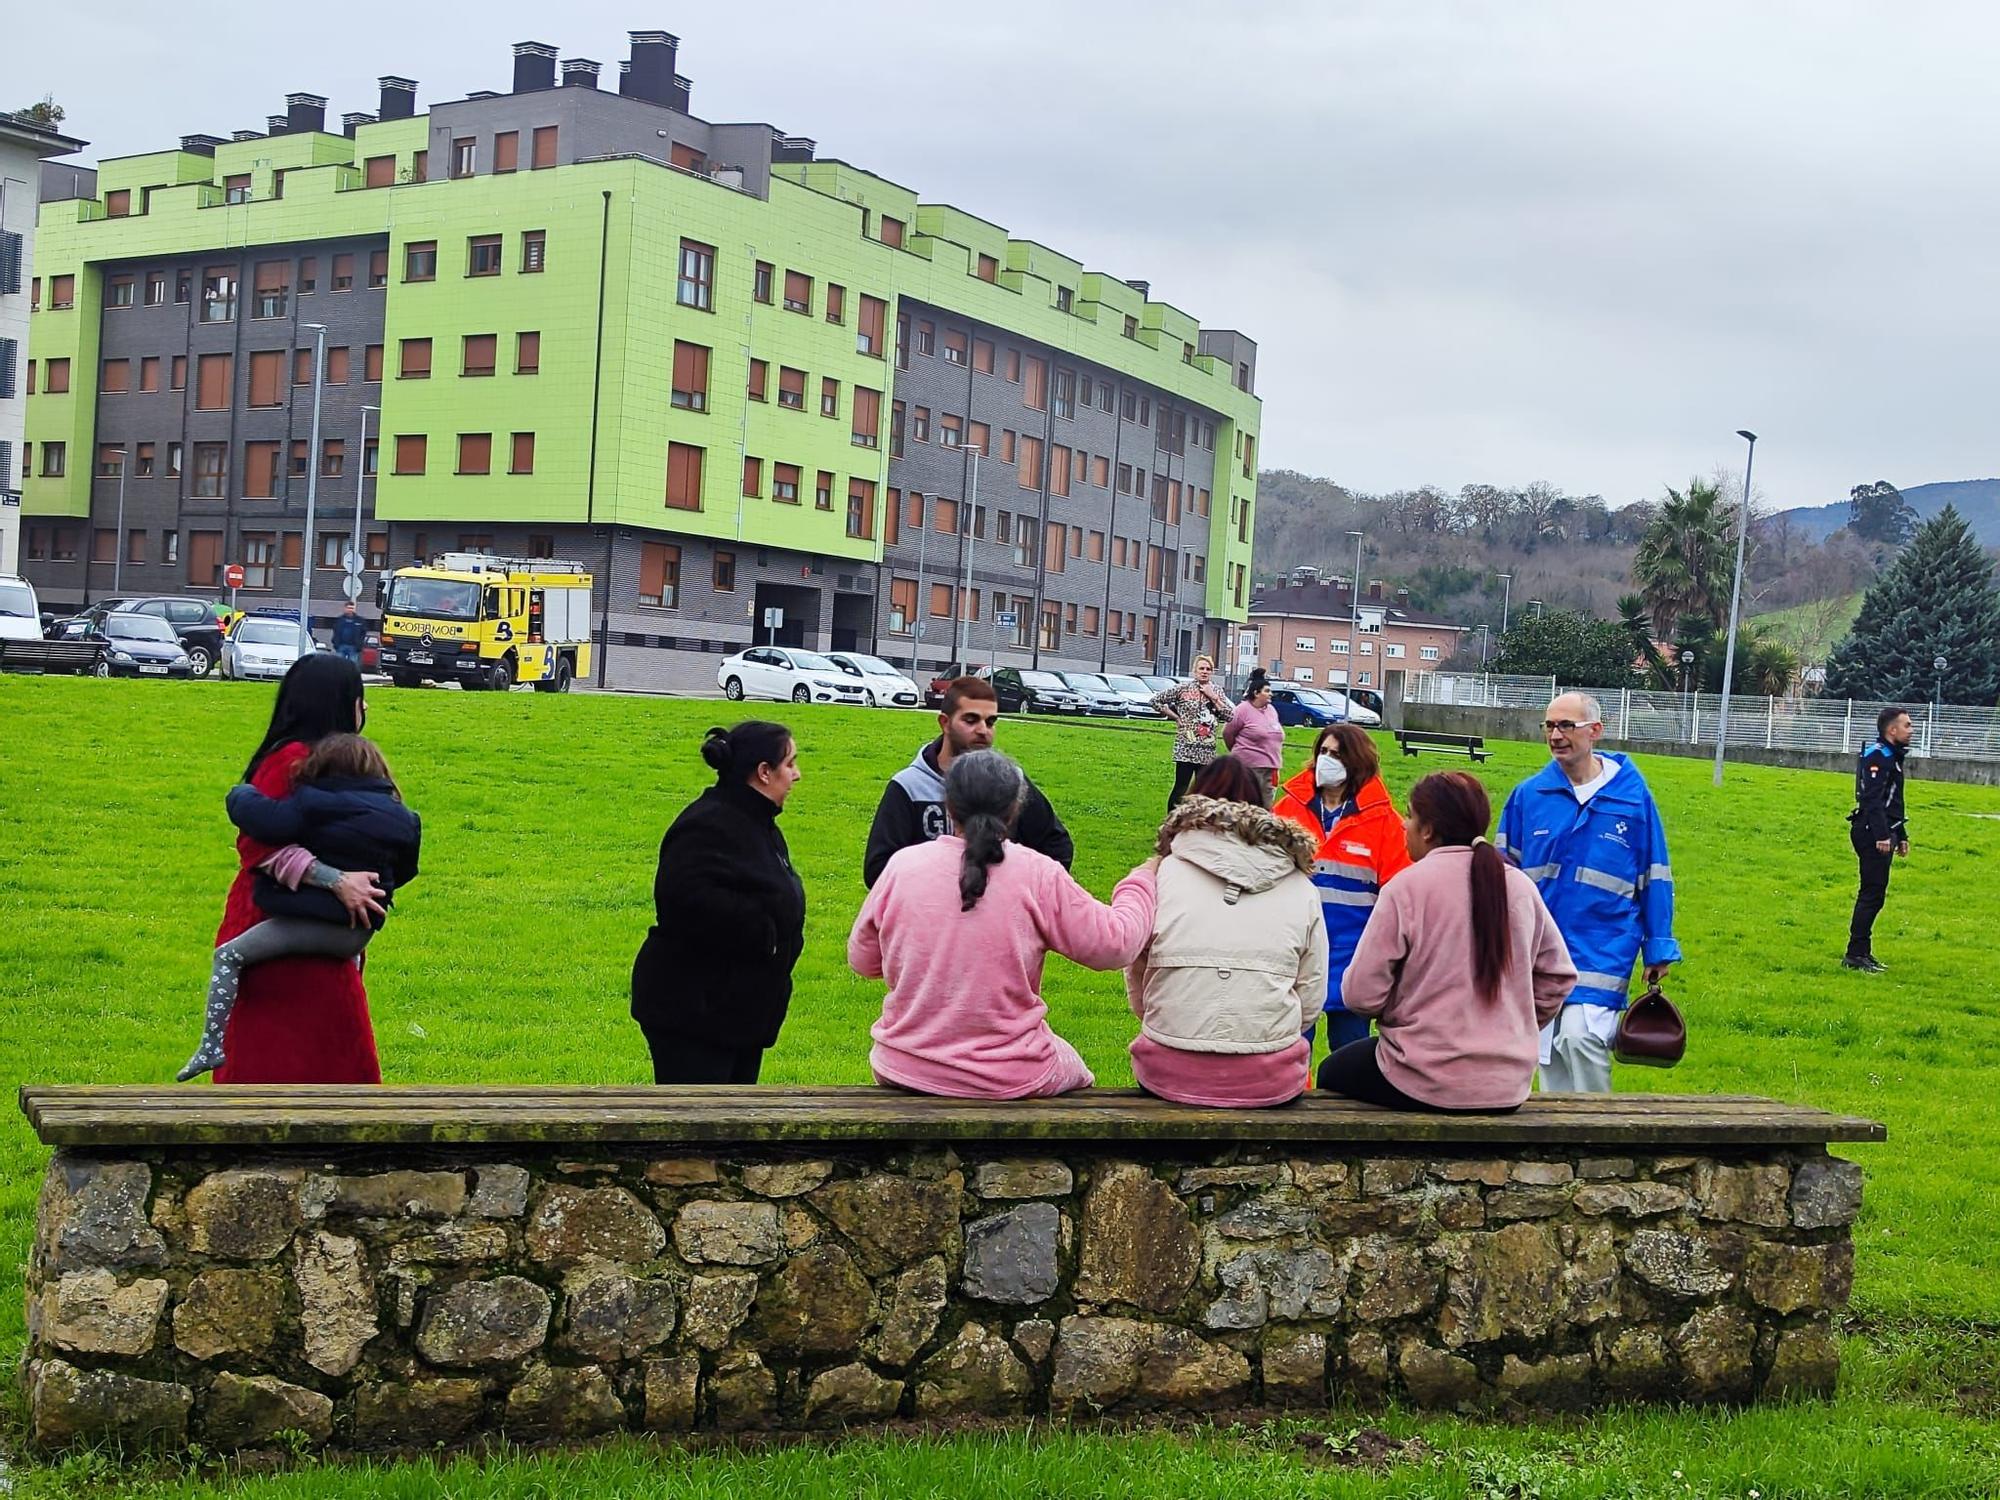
[849,750,1157,1098]
[1220,669,1285,789]
[1323,770,1576,1112]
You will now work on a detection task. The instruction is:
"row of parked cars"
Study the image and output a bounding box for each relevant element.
[711,644,1383,726]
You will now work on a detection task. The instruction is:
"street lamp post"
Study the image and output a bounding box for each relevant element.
[1478,624,1490,667]
[1680,648,1696,742]
[956,446,983,666]
[296,324,329,653]
[353,404,380,599]
[1345,530,1363,706]
[1711,429,1757,786]
[110,445,129,594]
[1528,599,1544,620]
[1495,572,1513,635]
[1933,653,1948,751]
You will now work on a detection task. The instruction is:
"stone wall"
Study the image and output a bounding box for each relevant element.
[25,1140,1863,1452]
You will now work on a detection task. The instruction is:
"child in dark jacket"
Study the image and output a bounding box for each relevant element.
[178,733,422,1080]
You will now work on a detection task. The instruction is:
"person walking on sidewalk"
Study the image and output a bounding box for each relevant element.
[1843,705,1913,973]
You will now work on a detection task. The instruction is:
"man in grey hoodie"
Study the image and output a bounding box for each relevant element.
[863,675,1073,887]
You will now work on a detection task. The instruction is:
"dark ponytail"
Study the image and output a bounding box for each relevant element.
[700,721,792,785]
[944,750,1025,912]
[1408,771,1512,1003]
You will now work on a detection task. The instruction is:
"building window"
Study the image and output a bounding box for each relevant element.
[671,341,709,410]
[291,349,313,387]
[321,439,345,477]
[412,150,428,182]
[820,377,839,418]
[741,456,762,498]
[364,155,394,188]
[105,189,132,218]
[856,294,886,356]
[678,240,715,309]
[94,444,122,478]
[133,442,155,477]
[251,261,289,318]
[666,441,704,510]
[191,443,226,497]
[405,242,437,281]
[1421,646,1441,661]
[462,334,497,377]
[713,551,736,592]
[816,471,833,511]
[200,267,235,323]
[1123,314,1139,338]
[639,542,680,608]
[467,236,502,277]
[1294,637,1316,653]
[515,331,540,375]
[888,578,917,635]
[1052,369,1075,420]
[783,270,812,315]
[1055,286,1073,313]
[326,347,350,385]
[164,443,181,477]
[43,357,69,394]
[400,338,432,379]
[916,320,935,357]
[364,344,384,382]
[1330,640,1350,656]
[748,260,775,304]
[1386,643,1406,659]
[451,138,476,178]
[369,250,389,288]
[826,283,845,324]
[912,407,931,443]
[880,216,905,248]
[332,253,354,291]
[1023,357,1048,412]
[143,272,167,306]
[288,440,309,478]
[100,359,131,395]
[246,350,281,406]
[747,359,768,401]
[195,353,232,411]
[896,314,910,370]
[851,387,881,449]
[457,433,491,475]
[363,439,379,475]
[48,274,75,310]
[521,230,545,274]
[394,435,427,475]
[940,413,963,448]
[494,131,519,173]
[773,463,800,503]
[224,175,250,204]
[847,478,876,539]
[531,126,558,169]
[778,367,806,410]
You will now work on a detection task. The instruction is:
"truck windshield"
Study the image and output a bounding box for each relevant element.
[386,577,481,620]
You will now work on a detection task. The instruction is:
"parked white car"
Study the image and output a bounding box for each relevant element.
[1101,673,1161,716]
[0,575,42,642]
[825,652,922,708]
[717,647,869,706]
[221,616,317,681]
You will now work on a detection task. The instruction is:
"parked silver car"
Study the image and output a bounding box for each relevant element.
[221,616,317,681]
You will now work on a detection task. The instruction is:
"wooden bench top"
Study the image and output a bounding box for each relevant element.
[18,1086,1885,1149]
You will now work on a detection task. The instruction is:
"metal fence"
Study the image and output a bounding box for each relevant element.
[1407,672,2000,762]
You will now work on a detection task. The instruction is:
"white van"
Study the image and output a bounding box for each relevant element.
[0,574,42,643]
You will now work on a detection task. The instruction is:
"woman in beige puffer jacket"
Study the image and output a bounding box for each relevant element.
[1125,758,1329,1107]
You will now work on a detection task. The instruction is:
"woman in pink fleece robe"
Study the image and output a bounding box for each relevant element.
[849,750,1157,1098]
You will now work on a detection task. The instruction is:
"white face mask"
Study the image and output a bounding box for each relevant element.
[1316,753,1347,789]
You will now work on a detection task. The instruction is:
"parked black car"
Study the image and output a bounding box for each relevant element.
[112,597,226,677]
[991,667,1090,715]
[89,614,194,678]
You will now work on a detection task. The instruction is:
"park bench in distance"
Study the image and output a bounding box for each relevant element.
[19,1084,1880,1452]
[0,639,97,675]
[1396,728,1491,761]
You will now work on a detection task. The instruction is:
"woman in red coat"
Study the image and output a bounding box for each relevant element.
[211,654,386,1083]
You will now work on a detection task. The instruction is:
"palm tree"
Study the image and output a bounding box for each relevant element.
[1616,593,1668,683]
[1631,478,1737,637]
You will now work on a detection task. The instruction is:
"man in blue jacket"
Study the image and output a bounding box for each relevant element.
[1498,691,1680,1092]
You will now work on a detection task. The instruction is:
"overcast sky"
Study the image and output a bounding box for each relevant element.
[12,1,1998,510]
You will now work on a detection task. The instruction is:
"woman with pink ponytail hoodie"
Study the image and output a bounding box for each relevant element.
[849,750,1156,1098]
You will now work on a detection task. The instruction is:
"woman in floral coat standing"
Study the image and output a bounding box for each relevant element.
[1151,654,1234,811]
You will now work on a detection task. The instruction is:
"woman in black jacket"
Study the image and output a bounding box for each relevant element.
[631,722,807,1084]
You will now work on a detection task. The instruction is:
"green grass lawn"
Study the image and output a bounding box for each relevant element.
[3,678,1998,1498]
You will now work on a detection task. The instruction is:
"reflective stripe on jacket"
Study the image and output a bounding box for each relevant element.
[1273,767,1412,1014]
[1496,752,1679,1011]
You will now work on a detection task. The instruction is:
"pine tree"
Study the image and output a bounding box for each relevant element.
[1824,505,2000,705]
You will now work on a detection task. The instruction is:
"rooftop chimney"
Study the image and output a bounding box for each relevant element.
[671,73,692,112]
[626,30,679,105]
[513,41,557,93]
[266,115,290,135]
[1125,279,1151,296]
[179,134,224,155]
[341,112,377,137]
[467,90,499,100]
[286,93,327,134]
[377,76,418,120]
[232,129,263,142]
[617,61,633,96]
[771,135,815,164]
[562,58,601,88]
[1367,580,1385,601]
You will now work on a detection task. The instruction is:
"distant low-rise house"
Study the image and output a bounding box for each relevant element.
[1233,570,1470,690]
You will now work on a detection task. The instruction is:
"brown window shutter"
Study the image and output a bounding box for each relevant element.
[747,360,767,400]
[784,270,810,307]
[511,432,535,473]
[249,351,283,406]
[244,443,275,497]
[101,359,130,393]
[464,334,496,375]
[255,260,287,291]
[742,456,761,496]
[189,530,222,585]
[401,339,431,378]
[666,442,704,510]
[365,155,395,188]
[516,331,540,373]
[493,132,519,172]
[852,386,881,443]
[458,433,491,474]
[326,347,350,384]
[292,349,312,386]
[779,366,804,404]
[859,295,886,350]
[881,217,904,248]
[196,354,232,410]
[280,533,302,569]
[1019,435,1042,489]
[1024,357,1047,411]
[531,126,558,168]
[365,344,384,381]
[395,434,426,474]
[669,142,705,172]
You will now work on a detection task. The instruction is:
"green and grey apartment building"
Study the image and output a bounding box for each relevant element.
[18,32,1261,688]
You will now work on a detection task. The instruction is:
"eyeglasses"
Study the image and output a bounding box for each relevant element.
[1541,719,1600,733]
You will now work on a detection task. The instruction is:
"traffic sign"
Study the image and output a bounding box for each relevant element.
[223,563,245,589]
[762,607,784,629]
[342,546,365,576]
[341,575,366,601]
[996,612,1018,629]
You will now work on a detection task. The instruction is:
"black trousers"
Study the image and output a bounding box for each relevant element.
[1847,823,1894,959]
[1169,760,1202,811]
[642,1027,764,1085]
[1316,1038,1519,1115]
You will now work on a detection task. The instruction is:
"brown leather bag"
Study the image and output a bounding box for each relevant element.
[1613,982,1687,1068]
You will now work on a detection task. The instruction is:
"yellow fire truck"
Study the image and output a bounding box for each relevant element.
[377,554,593,692]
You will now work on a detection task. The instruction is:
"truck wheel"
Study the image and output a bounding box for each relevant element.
[535,656,574,693]
[391,673,421,689]
[489,656,514,693]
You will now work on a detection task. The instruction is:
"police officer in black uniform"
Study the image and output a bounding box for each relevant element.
[1843,705,1912,972]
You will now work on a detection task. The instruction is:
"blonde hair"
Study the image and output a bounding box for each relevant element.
[1192,653,1216,671]
[297,733,401,800]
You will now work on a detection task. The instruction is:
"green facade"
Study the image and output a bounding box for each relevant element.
[26,113,1259,620]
